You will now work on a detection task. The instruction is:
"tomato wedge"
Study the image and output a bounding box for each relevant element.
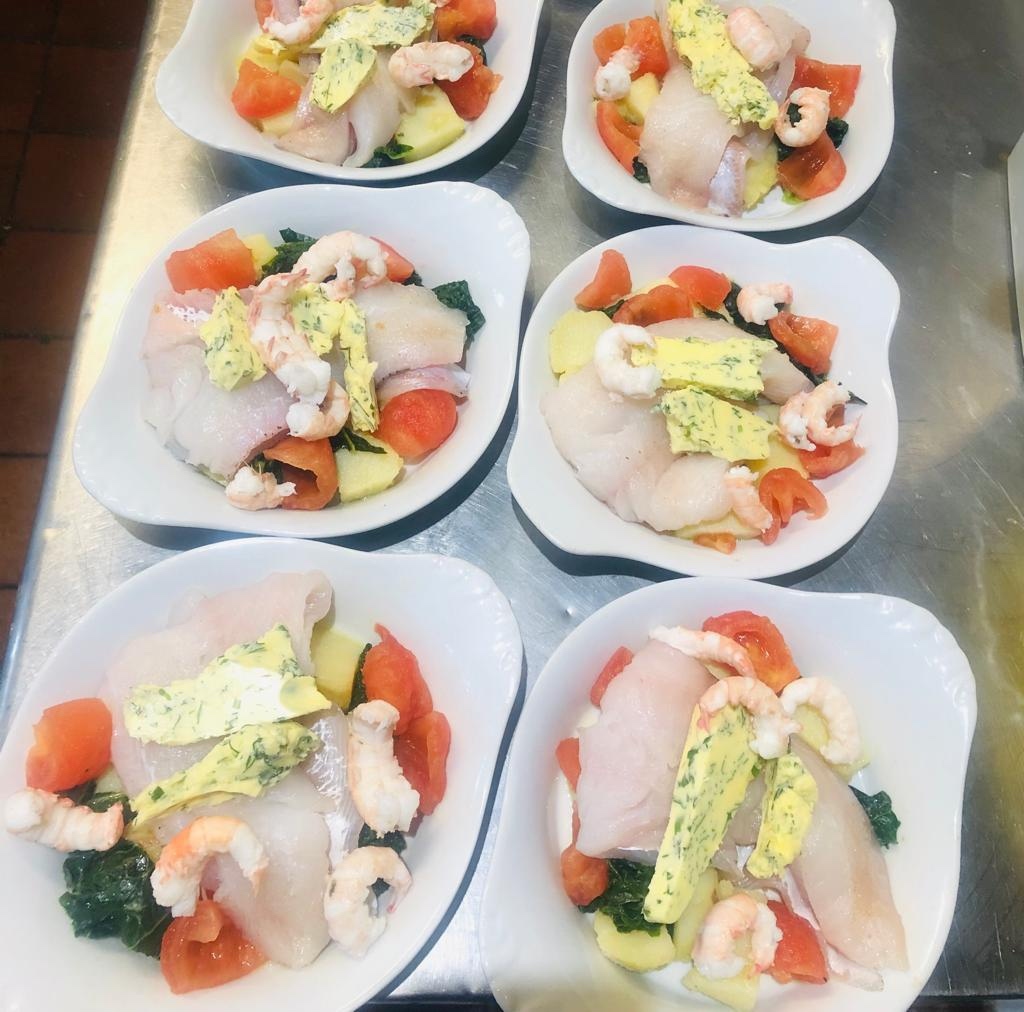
[375,388,458,459]
[758,467,828,546]
[254,0,273,27]
[438,42,501,120]
[590,646,634,707]
[555,737,582,791]
[575,250,632,310]
[165,228,257,294]
[799,439,865,478]
[436,0,497,42]
[395,710,450,815]
[778,134,847,200]
[595,100,641,172]
[593,23,627,64]
[768,311,838,375]
[612,284,693,326]
[25,698,112,793]
[791,57,861,118]
[560,844,609,906]
[373,238,416,283]
[362,625,433,735]
[669,265,731,312]
[702,611,801,692]
[624,17,669,77]
[160,900,266,995]
[262,436,338,511]
[768,901,828,985]
[693,532,738,555]
[231,59,301,120]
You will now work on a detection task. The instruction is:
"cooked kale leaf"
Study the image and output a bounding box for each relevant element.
[852,787,901,848]
[433,280,485,342]
[363,139,412,168]
[602,299,625,320]
[632,157,650,184]
[826,117,849,148]
[333,429,387,454]
[403,270,424,287]
[262,227,317,277]
[579,859,660,936]
[357,824,407,896]
[61,780,132,819]
[60,841,170,957]
[346,644,372,712]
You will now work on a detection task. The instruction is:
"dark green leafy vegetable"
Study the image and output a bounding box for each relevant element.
[60,780,132,819]
[602,299,625,320]
[579,860,660,936]
[632,157,650,184]
[432,280,485,342]
[775,137,794,161]
[851,787,900,848]
[787,101,802,126]
[457,35,487,63]
[403,270,424,287]
[60,841,170,957]
[357,824,407,896]
[346,644,372,712]
[363,139,412,168]
[826,117,849,148]
[332,429,387,455]
[262,227,317,277]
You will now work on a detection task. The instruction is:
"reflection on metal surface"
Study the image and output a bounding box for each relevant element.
[2,0,1024,1001]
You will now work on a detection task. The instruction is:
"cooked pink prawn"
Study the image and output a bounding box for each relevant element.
[324,846,412,957]
[651,625,758,680]
[151,816,268,917]
[697,676,800,759]
[775,87,831,148]
[593,323,660,398]
[692,894,782,980]
[264,0,336,46]
[803,380,858,446]
[778,389,812,449]
[225,464,296,510]
[294,231,388,301]
[725,466,773,533]
[780,677,862,765]
[736,282,792,326]
[389,42,474,88]
[594,46,640,101]
[726,8,784,71]
[4,788,123,853]
[287,379,351,440]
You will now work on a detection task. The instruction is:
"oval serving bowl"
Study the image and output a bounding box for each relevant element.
[481,576,976,1012]
[563,0,896,232]
[74,181,529,537]
[156,0,545,181]
[0,537,523,1012]
[507,224,899,580]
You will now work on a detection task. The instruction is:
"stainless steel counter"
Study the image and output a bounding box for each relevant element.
[3,0,1024,1002]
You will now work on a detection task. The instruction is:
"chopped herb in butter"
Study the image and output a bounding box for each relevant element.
[198,287,266,390]
[311,38,377,113]
[746,751,818,879]
[660,387,775,461]
[291,283,348,356]
[632,336,774,400]
[337,299,379,432]
[311,0,433,51]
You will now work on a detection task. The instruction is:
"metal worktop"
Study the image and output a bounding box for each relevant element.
[3,0,1023,1002]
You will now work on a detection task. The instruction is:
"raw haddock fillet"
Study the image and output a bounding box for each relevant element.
[791,738,909,971]
[304,709,363,864]
[542,363,731,531]
[277,77,354,165]
[142,291,293,479]
[344,53,416,168]
[757,5,811,104]
[575,639,715,858]
[354,280,468,379]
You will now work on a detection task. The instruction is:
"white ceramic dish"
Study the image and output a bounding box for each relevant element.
[0,537,522,1012]
[74,181,529,537]
[563,0,896,232]
[507,224,899,580]
[156,0,545,181]
[481,577,976,1012]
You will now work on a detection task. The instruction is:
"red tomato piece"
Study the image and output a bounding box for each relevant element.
[693,532,738,555]
[590,646,634,707]
[778,134,847,200]
[160,900,266,995]
[791,57,861,118]
[668,265,732,312]
[768,901,829,985]
[595,101,641,172]
[768,311,838,375]
[395,710,451,815]
[375,389,458,459]
[555,737,582,791]
[624,17,670,78]
[373,238,416,283]
[560,844,609,906]
[799,439,865,478]
[758,468,829,546]
[25,698,112,793]
[362,625,434,735]
[702,611,801,692]
[436,0,497,42]
[165,228,257,294]
[439,42,501,120]
[575,250,632,310]
[612,284,693,326]
[262,436,339,511]
[231,59,301,120]
[593,23,627,64]
[254,0,274,28]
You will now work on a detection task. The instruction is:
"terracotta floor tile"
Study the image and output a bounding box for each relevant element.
[0,457,47,585]
[0,231,96,337]
[34,46,137,136]
[0,587,16,662]
[14,134,116,230]
[0,339,72,455]
[56,0,149,48]
[0,44,47,131]
[0,133,27,221]
[10,0,57,43]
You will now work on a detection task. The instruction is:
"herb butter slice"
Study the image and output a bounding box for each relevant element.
[198,287,266,391]
[310,0,433,52]
[311,38,377,113]
[633,336,773,401]
[291,283,349,356]
[746,751,818,880]
[337,299,379,432]
[660,387,775,461]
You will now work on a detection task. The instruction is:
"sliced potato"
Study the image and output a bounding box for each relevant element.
[311,623,366,709]
[672,867,718,962]
[683,968,759,1012]
[594,911,675,973]
[335,434,403,503]
[548,309,610,376]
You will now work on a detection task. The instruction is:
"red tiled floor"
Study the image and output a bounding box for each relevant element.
[33,46,137,136]
[0,132,27,217]
[10,0,57,44]
[0,44,47,131]
[14,133,116,230]
[0,458,47,585]
[0,339,73,455]
[0,588,16,662]
[0,230,96,336]
[55,0,150,49]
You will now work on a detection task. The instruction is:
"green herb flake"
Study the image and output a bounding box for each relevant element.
[363,139,413,168]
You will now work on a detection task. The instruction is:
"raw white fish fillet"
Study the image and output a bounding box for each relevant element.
[376,364,471,406]
[791,739,909,971]
[757,6,811,105]
[304,710,363,864]
[277,78,354,165]
[575,639,715,858]
[344,54,415,168]
[708,138,752,217]
[640,65,740,210]
[542,363,731,530]
[355,281,468,379]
